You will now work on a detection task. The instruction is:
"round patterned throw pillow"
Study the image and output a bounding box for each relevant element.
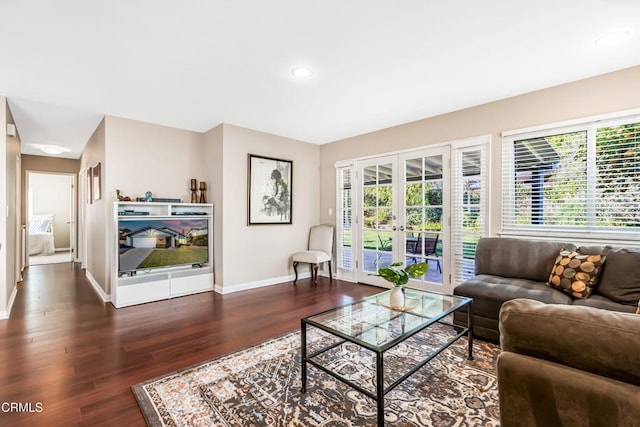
[547,250,606,299]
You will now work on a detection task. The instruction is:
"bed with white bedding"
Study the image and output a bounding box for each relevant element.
[29,214,55,255]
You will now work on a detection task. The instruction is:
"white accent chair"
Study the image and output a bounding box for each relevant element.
[292,225,333,285]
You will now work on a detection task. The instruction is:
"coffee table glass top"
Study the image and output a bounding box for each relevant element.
[303,288,471,351]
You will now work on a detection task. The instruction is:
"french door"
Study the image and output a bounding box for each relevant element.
[357,147,451,293]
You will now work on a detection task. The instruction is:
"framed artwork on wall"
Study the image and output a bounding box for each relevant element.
[86,167,93,204]
[247,154,293,225]
[92,162,101,201]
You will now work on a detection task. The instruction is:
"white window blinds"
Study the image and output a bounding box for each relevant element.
[502,114,640,238]
[452,138,489,284]
[336,166,353,271]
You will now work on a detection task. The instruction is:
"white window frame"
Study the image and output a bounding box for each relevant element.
[502,111,640,243]
[451,136,490,286]
[335,161,357,282]
[334,136,490,286]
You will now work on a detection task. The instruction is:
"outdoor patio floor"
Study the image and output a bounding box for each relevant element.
[341,250,475,285]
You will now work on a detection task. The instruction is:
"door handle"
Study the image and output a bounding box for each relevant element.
[399,225,405,231]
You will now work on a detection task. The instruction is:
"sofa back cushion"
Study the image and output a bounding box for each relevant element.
[577,245,640,305]
[476,237,574,282]
[599,247,640,305]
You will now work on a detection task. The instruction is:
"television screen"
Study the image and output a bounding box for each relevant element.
[118,218,209,274]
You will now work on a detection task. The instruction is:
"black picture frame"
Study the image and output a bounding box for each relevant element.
[248,154,293,225]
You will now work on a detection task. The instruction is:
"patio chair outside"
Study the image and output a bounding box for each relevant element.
[407,232,442,273]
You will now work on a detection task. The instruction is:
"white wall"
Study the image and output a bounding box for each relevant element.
[217,124,320,291]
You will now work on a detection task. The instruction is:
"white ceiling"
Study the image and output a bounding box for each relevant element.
[1,0,640,159]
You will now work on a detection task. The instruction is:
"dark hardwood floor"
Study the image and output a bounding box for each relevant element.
[0,263,381,426]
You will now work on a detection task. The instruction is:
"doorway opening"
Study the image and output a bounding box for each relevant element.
[26,171,76,266]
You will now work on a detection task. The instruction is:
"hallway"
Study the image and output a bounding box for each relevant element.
[0,263,379,426]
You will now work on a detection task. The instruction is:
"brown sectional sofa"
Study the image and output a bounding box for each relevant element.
[497,299,640,426]
[453,237,640,341]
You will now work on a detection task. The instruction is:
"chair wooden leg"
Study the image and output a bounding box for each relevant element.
[313,263,318,285]
[293,261,299,284]
[328,260,332,282]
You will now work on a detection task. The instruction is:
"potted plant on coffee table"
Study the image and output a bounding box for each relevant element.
[372,262,429,308]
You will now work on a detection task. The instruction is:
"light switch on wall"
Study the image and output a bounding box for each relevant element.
[328,208,333,216]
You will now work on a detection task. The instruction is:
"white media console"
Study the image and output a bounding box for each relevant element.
[111,202,214,308]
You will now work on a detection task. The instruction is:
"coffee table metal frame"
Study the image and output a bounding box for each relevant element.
[300,288,473,426]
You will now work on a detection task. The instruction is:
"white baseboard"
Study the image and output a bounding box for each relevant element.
[85,271,111,302]
[214,272,317,295]
[0,285,18,320]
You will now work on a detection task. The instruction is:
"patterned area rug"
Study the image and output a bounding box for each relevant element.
[132,325,500,426]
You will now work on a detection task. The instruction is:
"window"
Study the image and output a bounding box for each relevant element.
[503,114,640,238]
[336,167,353,271]
[452,138,489,283]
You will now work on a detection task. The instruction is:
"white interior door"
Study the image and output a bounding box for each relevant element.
[356,148,452,293]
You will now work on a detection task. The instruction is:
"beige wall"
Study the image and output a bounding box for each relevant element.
[81,118,107,293]
[104,116,206,202]
[1,97,21,316]
[29,173,72,249]
[217,124,320,290]
[81,117,318,294]
[102,115,207,294]
[72,64,640,299]
[203,124,223,285]
[20,154,79,225]
[320,65,640,236]
[1,97,8,313]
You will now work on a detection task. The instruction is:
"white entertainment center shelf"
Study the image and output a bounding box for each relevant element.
[111,202,214,308]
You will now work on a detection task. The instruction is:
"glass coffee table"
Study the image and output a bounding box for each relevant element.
[300,288,473,426]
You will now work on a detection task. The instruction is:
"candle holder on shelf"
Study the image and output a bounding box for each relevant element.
[199,182,207,203]
[190,179,198,203]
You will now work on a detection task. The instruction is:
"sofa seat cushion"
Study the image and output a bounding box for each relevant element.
[454,274,573,320]
[570,294,637,313]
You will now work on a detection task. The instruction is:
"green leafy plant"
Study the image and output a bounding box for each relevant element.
[371,262,428,287]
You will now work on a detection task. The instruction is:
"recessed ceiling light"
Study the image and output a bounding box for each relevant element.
[291,67,313,78]
[594,30,631,47]
[30,144,72,155]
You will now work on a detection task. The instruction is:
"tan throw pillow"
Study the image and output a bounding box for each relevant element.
[548,250,606,299]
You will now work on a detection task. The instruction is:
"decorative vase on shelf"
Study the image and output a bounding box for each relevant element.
[390,286,405,308]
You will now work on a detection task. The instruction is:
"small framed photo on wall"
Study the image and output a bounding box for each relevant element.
[86,167,93,204]
[248,154,292,225]
[92,162,101,201]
